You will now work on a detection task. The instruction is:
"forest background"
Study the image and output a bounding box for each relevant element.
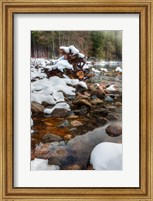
[31,31,122,61]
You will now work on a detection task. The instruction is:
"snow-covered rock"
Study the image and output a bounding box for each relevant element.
[90,142,122,170]
[69,45,79,55]
[115,67,122,73]
[101,68,108,73]
[31,76,87,111]
[48,60,74,72]
[60,46,70,53]
[78,53,85,58]
[44,102,70,114]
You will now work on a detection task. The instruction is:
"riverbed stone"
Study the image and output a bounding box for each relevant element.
[106,122,122,137]
[64,134,73,141]
[51,108,69,118]
[114,102,122,106]
[71,120,83,127]
[90,98,103,105]
[105,96,114,102]
[73,99,91,108]
[94,108,108,117]
[58,120,69,128]
[31,102,45,113]
[42,134,62,143]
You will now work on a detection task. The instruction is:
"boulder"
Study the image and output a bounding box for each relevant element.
[106,123,122,137]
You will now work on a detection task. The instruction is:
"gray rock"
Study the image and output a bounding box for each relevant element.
[105,96,114,102]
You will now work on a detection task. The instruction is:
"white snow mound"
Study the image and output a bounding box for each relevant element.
[90,142,122,170]
[31,158,60,171]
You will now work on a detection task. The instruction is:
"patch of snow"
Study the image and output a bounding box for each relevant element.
[31,158,60,171]
[48,60,74,72]
[101,68,108,73]
[106,85,117,92]
[92,68,100,74]
[31,76,87,106]
[82,64,89,70]
[44,102,70,114]
[60,46,70,53]
[78,53,85,58]
[69,45,79,55]
[90,142,122,170]
[115,67,122,73]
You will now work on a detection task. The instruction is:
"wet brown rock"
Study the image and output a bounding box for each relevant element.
[61,163,84,170]
[71,120,83,127]
[94,108,108,117]
[108,106,117,112]
[115,102,122,106]
[42,134,62,143]
[31,102,44,113]
[106,122,122,137]
[31,138,38,149]
[31,152,35,160]
[90,98,103,105]
[64,134,73,141]
[88,84,96,92]
[107,114,118,121]
[35,146,50,156]
[68,115,79,119]
[76,93,90,100]
[96,117,108,126]
[48,157,61,166]
[51,108,69,118]
[86,164,94,170]
[42,101,49,107]
[73,99,91,108]
[93,89,105,98]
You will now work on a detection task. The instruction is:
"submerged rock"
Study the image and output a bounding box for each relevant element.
[106,122,122,137]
